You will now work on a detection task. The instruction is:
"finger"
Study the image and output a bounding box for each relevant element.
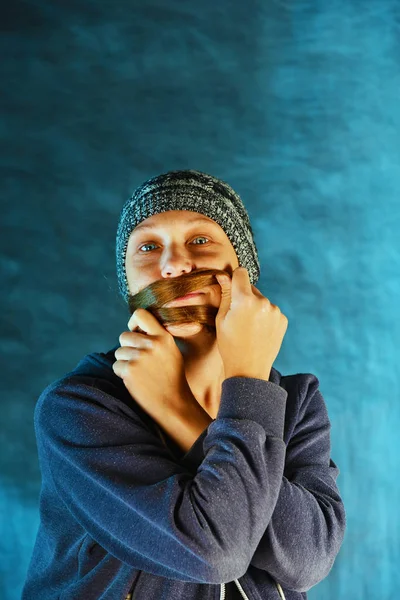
[127,309,143,332]
[232,266,253,294]
[114,345,143,361]
[127,308,165,336]
[250,283,266,298]
[215,273,232,318]
[250,284,276,307]
[231,267,252,302]
[112,358,129,379]
[118,331,153,349]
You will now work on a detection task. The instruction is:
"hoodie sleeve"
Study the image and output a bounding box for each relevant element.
[248,374,346,592]
[35,375,287,585]
[180,374,346,592]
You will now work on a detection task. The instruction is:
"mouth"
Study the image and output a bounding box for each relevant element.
[176,291,203,300]
[163,292,204,307]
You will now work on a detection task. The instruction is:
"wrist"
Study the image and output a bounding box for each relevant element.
[164,390,213,454]
[224,368,272,382]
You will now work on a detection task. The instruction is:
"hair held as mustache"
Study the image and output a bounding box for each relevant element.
[128,268,231,331]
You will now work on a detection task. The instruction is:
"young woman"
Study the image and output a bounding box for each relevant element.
[22,170,346,599]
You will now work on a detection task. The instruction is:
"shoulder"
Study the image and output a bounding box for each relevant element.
[270,366,328,442]
[34,343,153,436]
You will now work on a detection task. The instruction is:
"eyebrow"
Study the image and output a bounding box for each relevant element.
[133,216,217,232]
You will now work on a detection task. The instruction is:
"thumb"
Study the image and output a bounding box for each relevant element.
[215,274,232,318]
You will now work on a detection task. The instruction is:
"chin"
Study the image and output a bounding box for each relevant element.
[165,322,204,337]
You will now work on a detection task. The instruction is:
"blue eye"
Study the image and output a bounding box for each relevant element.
[139,243,157,253]
[193,236,209,245]
[139,237,209,253]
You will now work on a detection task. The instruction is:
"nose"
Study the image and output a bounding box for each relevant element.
[160,254,194,279]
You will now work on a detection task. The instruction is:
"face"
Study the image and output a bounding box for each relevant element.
[125,210,239,339]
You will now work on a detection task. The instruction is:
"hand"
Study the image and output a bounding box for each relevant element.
[112,308,195,426]
[215,267,288,381]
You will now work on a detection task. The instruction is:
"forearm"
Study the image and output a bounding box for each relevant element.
[249,470,345,590]
[161,391,214,453]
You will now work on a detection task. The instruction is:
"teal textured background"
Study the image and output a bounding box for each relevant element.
[1,1,399,598]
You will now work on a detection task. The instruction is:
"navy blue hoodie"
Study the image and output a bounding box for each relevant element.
[22,343,345,600]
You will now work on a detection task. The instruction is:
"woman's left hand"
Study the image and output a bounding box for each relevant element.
[112,308,194,424]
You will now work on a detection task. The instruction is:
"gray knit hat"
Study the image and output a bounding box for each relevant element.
[116,169,260,303]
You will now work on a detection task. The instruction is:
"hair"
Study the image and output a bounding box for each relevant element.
[128,268,231,334]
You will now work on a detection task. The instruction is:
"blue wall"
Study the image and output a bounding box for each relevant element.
[1,1,399,598]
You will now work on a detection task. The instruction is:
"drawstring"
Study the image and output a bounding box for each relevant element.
[275,581,286,600]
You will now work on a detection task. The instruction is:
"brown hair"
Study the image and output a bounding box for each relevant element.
[128,268,231,333]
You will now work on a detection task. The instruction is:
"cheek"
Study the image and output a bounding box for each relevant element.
[125,263,152,295]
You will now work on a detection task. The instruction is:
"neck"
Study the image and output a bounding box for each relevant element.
[175,328,225,381]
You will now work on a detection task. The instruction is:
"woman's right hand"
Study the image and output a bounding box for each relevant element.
[215,267,288,381]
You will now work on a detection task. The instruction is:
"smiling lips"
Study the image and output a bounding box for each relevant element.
[176,292,203,300]
[164,292,203,307]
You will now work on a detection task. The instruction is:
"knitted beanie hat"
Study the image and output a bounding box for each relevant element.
[116,169,260,304]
